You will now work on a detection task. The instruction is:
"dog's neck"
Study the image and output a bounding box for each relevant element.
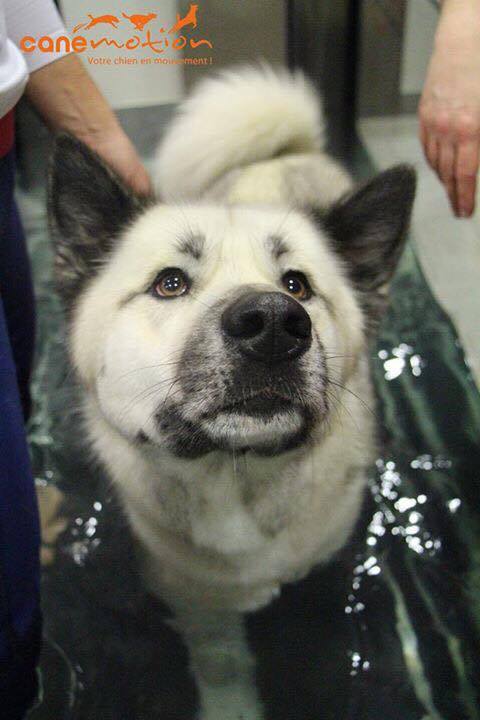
[85,392,368,561]
[87,399,315,555]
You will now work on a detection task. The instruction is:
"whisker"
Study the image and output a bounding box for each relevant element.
[115,356,184,380]
[144,378,184,428]
[118,373,190,422]
[325,386,360,433]
[326,378,375,416]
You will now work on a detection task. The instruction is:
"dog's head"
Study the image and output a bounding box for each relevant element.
[49,136,415,458]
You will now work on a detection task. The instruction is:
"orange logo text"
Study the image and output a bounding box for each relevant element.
[19,4,212,57]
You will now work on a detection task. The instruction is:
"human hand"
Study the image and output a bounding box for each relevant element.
[27,54,152,196]
[418,1,480,218]
[85,125,152,196]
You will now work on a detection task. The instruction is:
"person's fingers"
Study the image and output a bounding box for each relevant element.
[444,178,458,216]
[425,134,439,172]
[129,165,153,196]
[438,141,457,213]
[438,141,455,183]
[87,129,153,196]
[454,138,479,217]
[455,173,476,217]
[418,118,428,151]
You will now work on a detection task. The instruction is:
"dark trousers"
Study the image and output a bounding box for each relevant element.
[0,147,41,718]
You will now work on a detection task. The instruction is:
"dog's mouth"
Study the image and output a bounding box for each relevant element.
[210,390,296,418]
[153,385,321,458]
[196,387,312,456]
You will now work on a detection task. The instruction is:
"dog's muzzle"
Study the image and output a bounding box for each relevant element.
[154,289,326,458]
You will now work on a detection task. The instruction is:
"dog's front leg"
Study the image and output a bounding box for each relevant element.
[171,603,263,720]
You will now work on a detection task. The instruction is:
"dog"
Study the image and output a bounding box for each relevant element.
[84,13,120,30]
[122,12,157,32]
[48,65,415,719]
[169,3,199,34]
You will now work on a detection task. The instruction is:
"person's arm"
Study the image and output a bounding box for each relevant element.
[4,0,151,195]
[26,53,151,195]
[419,0,480,217]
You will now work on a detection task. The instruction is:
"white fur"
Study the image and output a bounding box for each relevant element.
[69,67,376,719]
[155,64,326,200]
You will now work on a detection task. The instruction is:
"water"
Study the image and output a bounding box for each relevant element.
[20,185,480,719]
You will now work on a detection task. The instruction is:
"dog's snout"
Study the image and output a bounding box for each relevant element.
[221,291,312,362]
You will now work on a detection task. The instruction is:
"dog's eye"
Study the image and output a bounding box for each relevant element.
[282,271,312,301]
[152,268,189,299]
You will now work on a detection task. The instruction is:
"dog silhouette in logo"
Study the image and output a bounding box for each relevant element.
[72,13,120,33]
[121,12,157,31]
[169,3,198,33]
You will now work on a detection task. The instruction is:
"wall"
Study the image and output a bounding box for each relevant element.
[178,0,286,90]
[400,0,438,96]
[59,0,184,109]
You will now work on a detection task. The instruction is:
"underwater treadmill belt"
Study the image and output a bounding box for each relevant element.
[27,236,480,720]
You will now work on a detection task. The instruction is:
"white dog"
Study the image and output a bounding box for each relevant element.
[49,65,415,719]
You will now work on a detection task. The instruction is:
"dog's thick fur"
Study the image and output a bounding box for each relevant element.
[49,65,415,719]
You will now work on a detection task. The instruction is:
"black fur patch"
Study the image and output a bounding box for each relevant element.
[320,164,416,326]
[157,406,216,459]
[48,134,153,309]
[157,403,316,459]
[268,235,289,260]
[176,233,205,260]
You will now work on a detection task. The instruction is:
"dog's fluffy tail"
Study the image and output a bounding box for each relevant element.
[154,64,326,200]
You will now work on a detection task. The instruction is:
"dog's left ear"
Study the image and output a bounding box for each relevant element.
[322,164,416,324]
[48,133,150,309]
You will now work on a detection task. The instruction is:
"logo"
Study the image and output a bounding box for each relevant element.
[19,4,213,66]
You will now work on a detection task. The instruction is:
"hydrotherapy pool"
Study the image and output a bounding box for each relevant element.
[18,149,480,720]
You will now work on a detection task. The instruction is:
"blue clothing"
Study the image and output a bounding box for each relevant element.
[0,147,41,718]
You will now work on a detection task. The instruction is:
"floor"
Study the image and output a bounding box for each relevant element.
[359,114,480,388]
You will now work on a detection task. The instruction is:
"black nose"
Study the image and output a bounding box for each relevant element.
[221,291,312,363]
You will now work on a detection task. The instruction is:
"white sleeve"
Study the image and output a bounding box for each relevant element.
[3,0,71,73]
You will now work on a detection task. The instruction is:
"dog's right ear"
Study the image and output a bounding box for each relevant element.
[48,134,150,309]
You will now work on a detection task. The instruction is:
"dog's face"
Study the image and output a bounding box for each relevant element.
[49,136,415,459]
[65,205,359,458]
